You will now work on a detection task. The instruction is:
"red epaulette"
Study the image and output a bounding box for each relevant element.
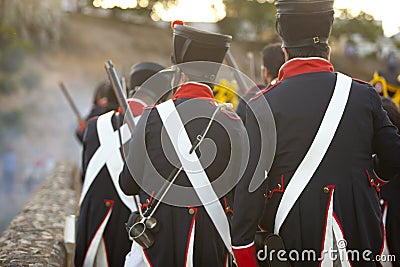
[352,77,370,85]
[88,116,99,122]
[250,80,281,101]
[221,110,241,120]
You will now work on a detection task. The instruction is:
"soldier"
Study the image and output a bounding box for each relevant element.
[74,82,133,267]
[119,21,247,266]
[231,1,400,267]
[75,62,165,267]
[126,62,167,117]
[379,97,400,267]
[260,42,285,87]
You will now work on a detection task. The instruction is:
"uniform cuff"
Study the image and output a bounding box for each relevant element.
[233,242,257,267]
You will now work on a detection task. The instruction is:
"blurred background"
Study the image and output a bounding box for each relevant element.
[0,0,399,233]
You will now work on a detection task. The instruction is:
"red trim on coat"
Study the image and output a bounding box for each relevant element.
[380,202,392,267]
[372,170,389,186]
[332,212,353,266]
[250,81,281,101]
[82,199,114,265]
[224,252,229,267]
[319,185,335,267]
[278,57,334,81]
[88,116,100,122]
[352,77,370,85]
[365,170,381,197]
[141,191,155,210]
[332,213,345,237]
[142,249,153,267]
[267,174,285,199]
[258,224,268,232]
[184,207,198,266]
[172,83,214,101]
[221,110,241,120]
[223,197,233,215]
[244,84,265,95]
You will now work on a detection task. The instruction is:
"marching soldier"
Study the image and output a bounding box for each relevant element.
[380,97,400,267]
[75,62,165,267]
[75,82,132,267]
[231,1,400,266]
[119,21,247,266]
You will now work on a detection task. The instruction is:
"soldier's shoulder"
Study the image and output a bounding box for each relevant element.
[352,77,370,86]
[350,77,376,93]
[221,109,241,121]
[250,81,281,101]
[86,116,99,127]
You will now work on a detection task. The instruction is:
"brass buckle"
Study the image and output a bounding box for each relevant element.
[313,36,320,44]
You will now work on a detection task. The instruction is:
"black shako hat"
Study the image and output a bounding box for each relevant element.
[275,0,334,48]
[130,62,165,89]
[172,21,232,81]
[129,62,169,100]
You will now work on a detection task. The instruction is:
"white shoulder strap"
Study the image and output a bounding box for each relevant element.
[156,100,233,255]
[79,111,134,211]
[274,73,352,234]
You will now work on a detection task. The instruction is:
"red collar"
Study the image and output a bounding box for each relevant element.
[278,57,334,81]
[172,82,214,100]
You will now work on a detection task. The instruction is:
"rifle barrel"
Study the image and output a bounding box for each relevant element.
[104,60,136,132]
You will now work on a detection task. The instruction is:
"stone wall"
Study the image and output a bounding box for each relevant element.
[0,161,80,267]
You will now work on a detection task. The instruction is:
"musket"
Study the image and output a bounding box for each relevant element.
[105,60,170,216]
[224,50,250,96]
[104,60,224,220]
[59,81,83,123]
[104,60,136,132]
[104,59,140,213]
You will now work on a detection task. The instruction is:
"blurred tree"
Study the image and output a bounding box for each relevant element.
[0,26,27,152]
[0,25,29,95]
[0,0,64,49]
[218,0,276,41]
[332,9,384,42]
[0,23,41,96]
[0,109,26,152]
[81,0,177,17]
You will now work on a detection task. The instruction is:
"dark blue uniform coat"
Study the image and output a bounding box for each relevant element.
[231,58,400,267]
[120,82,247,267]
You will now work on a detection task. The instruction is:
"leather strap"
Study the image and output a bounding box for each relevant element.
[79,111,134,211]
[274,73,352,234]
[156,100,233,255]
